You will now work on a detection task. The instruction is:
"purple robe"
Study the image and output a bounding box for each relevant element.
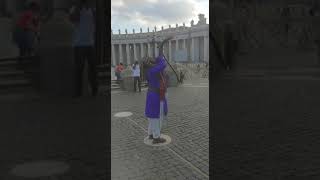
[145,55,168,119]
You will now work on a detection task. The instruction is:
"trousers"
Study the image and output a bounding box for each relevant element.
[134,76,141,92]
[74,46,98,96]
[148,101,165,138]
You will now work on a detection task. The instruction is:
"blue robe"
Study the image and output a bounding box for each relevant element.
[145,55,168,119]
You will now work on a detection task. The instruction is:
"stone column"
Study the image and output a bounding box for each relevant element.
[133,43,138,62]
[191,37,195,62]
[169,40,172,61]
[155,43,159,57]
[148,43,152,57]
[119,44,123,63]
[112,44,116,66]
[204,36,209,62]
[175,39,179,61]
[141,43,145,58]
[126,44,131,65]
[183,39,187,49]
[176,39,179,51]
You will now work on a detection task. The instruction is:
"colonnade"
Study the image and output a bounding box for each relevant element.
[111,35,209,66]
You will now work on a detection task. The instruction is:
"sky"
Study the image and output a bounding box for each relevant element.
[111,0,209,34]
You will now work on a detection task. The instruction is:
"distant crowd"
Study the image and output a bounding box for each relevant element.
[12,0,98,97]
[114,57,157,92]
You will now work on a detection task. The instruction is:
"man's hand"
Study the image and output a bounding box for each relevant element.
[69,6,80,23]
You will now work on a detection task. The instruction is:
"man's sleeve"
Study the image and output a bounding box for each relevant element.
[149,59,166,74]
[69,6,80,23]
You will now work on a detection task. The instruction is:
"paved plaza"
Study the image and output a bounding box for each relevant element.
[0,96,108,180]
[214,47,320,179]
[111,78,209,179]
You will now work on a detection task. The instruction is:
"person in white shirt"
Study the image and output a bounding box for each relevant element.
[132,61,141,92]
[69,0,97,97]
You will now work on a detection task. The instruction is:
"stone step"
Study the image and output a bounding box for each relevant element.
[109,83,148,86]
[0,85,34,93]
[0,56,35,63]
[111,86,121,90]
[0,86,39,101]
[228,65,320,72]
[235,49,318,68]
[0,79,32,89]
[0,60,17,68]
[0,85,38,102]
[0,70,25,78]
[99,85,121,91]
[222,65,320,80]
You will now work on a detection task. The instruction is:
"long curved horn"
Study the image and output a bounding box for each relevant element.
[159,36,181,83]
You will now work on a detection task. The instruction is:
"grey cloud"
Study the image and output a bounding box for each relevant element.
[112,0,203,27]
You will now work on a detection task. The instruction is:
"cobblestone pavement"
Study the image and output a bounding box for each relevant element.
[111,78,209,179]
[0,96,108,180]
[214,67,320,180]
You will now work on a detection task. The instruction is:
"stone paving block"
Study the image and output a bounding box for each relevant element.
[0,97,107,180]
[112,80,209,179]
[214,71,320,179]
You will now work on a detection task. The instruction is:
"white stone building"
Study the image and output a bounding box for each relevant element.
[111,14,209,66]
[0,1,209,66]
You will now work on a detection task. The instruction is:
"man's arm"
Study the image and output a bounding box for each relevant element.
[149,58,166,74]
[69,5,80,24]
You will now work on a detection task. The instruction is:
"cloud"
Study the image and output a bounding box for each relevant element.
[111,0,208,32]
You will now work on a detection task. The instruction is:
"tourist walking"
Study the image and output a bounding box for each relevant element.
[13,1,40,68]
[145,49,168,144]
[115,63,124,81]
[132,61,141,92]
[69,0,97,97]
[180,70,185,83]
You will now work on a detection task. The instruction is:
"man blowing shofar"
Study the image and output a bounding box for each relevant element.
[144,40,170,144]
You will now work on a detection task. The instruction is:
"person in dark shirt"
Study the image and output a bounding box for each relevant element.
[14,1,40,68]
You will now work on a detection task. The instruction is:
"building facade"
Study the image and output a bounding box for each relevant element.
[0,1,209,66]
[0,0,74,17]
[213,0,318,51]
[111,14,209,66]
